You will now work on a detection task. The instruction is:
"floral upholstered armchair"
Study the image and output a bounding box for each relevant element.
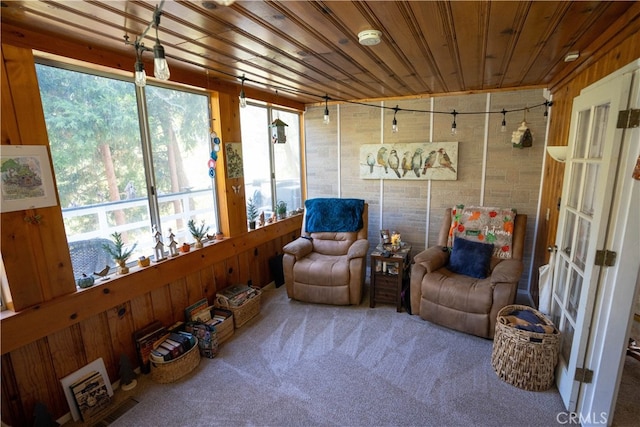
[410,206,527,339]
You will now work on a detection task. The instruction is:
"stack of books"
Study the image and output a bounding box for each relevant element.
[149,331,196,363]
[133,321,167,374]
[217,284,259,307]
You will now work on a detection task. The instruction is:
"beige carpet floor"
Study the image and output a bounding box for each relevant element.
[100,285,568,426]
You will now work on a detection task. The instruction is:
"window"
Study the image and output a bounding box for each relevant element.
[36,62,217,281]
[240,103,302,220]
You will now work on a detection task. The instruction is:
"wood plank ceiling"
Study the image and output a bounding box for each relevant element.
[0,0,635,104]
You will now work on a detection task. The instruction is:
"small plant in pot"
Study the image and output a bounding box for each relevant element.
[188,219,210,248]
[247,197,258,230]
[103,232,137,275]
[276,200,287,220]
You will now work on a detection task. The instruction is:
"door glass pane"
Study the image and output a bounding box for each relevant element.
[272,109,302,213]
[36,64,149,278]
[589,104,609,159]
[574,109,591,159]
[567,163,583,208]
[551,299,563,331]
[562,211,576,259]
[567,269,583,320]
[573,217,590,271]
[561,320,575,362]
[146,86,217,245]
[241,105,273,218]
[555,258,569,302]
[580,163,599,217]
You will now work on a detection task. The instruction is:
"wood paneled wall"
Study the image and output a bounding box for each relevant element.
[0,42,303,425]
[531,16,640,304]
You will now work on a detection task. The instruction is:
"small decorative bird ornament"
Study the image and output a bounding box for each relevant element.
[94,265,110,278]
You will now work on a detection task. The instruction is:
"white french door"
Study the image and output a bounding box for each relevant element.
[550,72,632,410]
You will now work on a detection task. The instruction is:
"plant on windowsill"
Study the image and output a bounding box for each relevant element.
[247,197,258,230]
[276,200,287,220]
[188,219,210,249]
[103,232,137,275]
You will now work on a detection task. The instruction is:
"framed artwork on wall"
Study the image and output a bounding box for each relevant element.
[0,145,58,212]
[225,142,244,179]
[359,141,458,181]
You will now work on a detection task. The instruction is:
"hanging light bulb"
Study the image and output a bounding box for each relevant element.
[323,95,330,125]
[501,109,507,133]
[392,105,399,133]
[153,8,170,80]
[134,58,146,87]
[451,110,458,135]
[153,43,170,80]
[239,75,247,108]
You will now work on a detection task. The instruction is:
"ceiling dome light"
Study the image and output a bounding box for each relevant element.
[564,51,580,62]
[358,30,382,46]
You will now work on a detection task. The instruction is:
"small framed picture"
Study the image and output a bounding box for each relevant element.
[1,145,58,213]
[380,229,390,244]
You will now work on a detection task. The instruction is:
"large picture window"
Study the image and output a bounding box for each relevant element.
[240,103,302,220]
[36,62,217,281]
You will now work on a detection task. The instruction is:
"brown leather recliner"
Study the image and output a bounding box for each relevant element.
[283,203,369,305]
[410,208,527,339]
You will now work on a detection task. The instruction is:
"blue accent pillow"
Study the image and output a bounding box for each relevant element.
[447,236,494,279]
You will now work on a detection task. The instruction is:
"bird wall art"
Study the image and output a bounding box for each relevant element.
[359,142,458,180]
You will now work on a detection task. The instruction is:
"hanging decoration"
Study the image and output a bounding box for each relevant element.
[270,118,288,144]
[511,108,533,149]
[209,130,221,178]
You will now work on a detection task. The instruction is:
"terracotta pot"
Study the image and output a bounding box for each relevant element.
[181,243,191,253]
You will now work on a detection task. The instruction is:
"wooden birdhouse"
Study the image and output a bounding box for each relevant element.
[270,118,288,144]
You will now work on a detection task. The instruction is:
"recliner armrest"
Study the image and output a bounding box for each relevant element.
[283,237,313,260]
[490,259,523,284]
[413,246,449,273]
[347,239,369,259]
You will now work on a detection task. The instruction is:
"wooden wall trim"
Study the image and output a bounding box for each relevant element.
[0,215,302,355]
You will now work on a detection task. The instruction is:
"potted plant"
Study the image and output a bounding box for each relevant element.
[103,232,137,275]
[187,219,210,248]
[276,200,287,220]
[247,197,258,230]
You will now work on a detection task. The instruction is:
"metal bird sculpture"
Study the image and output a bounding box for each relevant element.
[388,149,401,178]
[422,150,437,175]
[438,148,456,173]
[377,147,389,174]
[411,148,423,177]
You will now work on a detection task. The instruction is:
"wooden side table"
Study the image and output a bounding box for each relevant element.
[370,244,411,312]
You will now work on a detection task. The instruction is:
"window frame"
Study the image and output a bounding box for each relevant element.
[34,57,220,276]
[241,100,304,218]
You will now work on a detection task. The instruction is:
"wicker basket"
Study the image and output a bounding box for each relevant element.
[215,288,262,329]
[211,308,234,343]
[491,304,560,391]
[150,338,200,383]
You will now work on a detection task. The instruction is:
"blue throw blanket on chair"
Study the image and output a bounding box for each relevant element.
[305,198,364,233]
